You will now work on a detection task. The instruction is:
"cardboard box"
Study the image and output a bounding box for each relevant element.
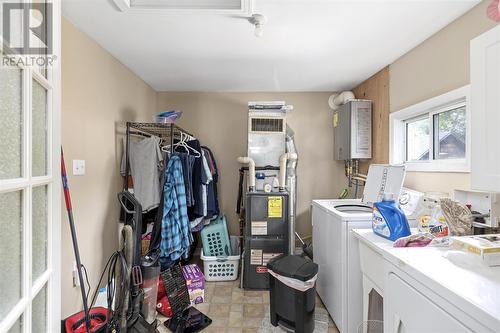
[182,264,205,305]
[451,234,500,266]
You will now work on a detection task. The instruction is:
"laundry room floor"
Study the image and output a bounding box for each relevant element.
[157,278,340,333]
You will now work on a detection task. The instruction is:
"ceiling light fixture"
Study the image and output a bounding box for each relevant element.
[249,13,267,37]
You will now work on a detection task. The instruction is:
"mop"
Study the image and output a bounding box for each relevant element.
[61,148,91,333]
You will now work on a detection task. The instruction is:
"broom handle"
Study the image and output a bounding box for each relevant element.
[61,148,91,333]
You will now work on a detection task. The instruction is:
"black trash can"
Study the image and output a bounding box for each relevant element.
[267,255,319,333]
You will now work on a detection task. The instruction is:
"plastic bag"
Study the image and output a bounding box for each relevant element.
[417,192,448,233]
[428,205,449,238]
[268,269,317,292]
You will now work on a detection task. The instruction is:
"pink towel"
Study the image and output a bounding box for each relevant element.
[394,233,433,247]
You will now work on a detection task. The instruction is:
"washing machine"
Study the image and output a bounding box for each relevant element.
[312,164,406,333]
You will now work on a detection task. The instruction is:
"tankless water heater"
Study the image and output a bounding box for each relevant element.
[333,100,372,160]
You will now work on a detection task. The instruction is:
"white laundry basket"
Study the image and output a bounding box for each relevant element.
[201,236,241,281]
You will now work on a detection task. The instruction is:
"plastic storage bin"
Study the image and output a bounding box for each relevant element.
[201,236,240,281]
[201,215,231,257]
[267,255,319,333]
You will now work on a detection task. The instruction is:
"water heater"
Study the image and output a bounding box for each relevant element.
[333,100,372,160]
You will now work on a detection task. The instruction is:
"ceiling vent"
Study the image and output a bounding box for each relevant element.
[113,0,253,15]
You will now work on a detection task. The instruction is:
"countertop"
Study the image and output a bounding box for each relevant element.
[352,229,500,330]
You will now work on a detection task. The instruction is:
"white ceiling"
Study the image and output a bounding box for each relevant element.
[62,0,480,92]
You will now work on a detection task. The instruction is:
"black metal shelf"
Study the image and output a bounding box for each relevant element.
[123,122,194,191]
[127,122,193,140]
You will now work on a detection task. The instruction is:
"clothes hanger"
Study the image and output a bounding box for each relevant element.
[176,132,201,158]
[184,132,202,157]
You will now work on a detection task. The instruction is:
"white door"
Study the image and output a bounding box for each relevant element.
[0,1,61,332]
[385,273,472,333]
[470,24,500,192]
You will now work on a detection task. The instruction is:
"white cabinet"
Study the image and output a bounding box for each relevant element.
[354,230,500,333]
[385,273,473,333]
[470,24,500,192]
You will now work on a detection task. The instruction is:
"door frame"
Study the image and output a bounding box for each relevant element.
[0,1,61,332]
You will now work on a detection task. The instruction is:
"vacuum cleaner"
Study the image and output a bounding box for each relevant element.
[115,191,157,333]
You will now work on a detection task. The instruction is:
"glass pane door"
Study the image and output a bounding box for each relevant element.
[0,191,23,317]
[32,185,48,281]
[0,67,23,180]
[0,1,59,331]
[32,80,48,177]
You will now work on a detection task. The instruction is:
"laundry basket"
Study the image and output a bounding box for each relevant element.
[201,236,241,281]
[201,215,231,257]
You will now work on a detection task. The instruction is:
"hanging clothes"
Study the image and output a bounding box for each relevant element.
[189,149,212,231]
[200,149,213,216]
[120,136,163,212]
[160,154,193,261]
[149,154,169,252]
[202,146,220,218]
[176,153,196,207]
[175,139,205,220]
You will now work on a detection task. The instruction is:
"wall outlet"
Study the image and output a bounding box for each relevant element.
[72,159,85,176]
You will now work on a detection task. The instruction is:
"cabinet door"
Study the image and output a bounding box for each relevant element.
[385,273,472,333]
[470,25,500,192]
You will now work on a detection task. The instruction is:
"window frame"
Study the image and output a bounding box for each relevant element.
[390,85,471,173]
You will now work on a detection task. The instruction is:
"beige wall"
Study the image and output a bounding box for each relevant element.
[156,92,346,238]
[61,18,157,316]
[389,0,498,195]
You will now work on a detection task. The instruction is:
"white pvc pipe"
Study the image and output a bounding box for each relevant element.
[279,153,298,191]
[237,156,256,191]
[328,91,355,111]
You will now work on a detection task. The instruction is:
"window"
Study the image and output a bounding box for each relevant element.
[405,116,430,161]
[390,86,470,172]
[433,105,466,160]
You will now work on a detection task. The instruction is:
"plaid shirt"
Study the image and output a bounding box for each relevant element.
[161,154,193,261]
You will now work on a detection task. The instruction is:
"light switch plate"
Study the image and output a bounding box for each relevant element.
[73,160,85,175]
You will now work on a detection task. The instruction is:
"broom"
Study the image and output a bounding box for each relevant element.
[61,148,91,333]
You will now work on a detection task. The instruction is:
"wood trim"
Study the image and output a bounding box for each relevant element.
[352,66,390,173]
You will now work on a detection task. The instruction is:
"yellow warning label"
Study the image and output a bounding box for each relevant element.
[333,112,339,128]
[268,196,282,218]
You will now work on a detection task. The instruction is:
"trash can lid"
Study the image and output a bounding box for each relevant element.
[267,255,318,281]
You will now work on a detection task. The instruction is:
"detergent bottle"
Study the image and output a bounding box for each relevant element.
[372,193,411,241]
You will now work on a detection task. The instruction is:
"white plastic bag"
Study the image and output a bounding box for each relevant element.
[268,269,317,292]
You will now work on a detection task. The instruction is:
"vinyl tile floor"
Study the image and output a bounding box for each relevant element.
[157,279,340,333]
